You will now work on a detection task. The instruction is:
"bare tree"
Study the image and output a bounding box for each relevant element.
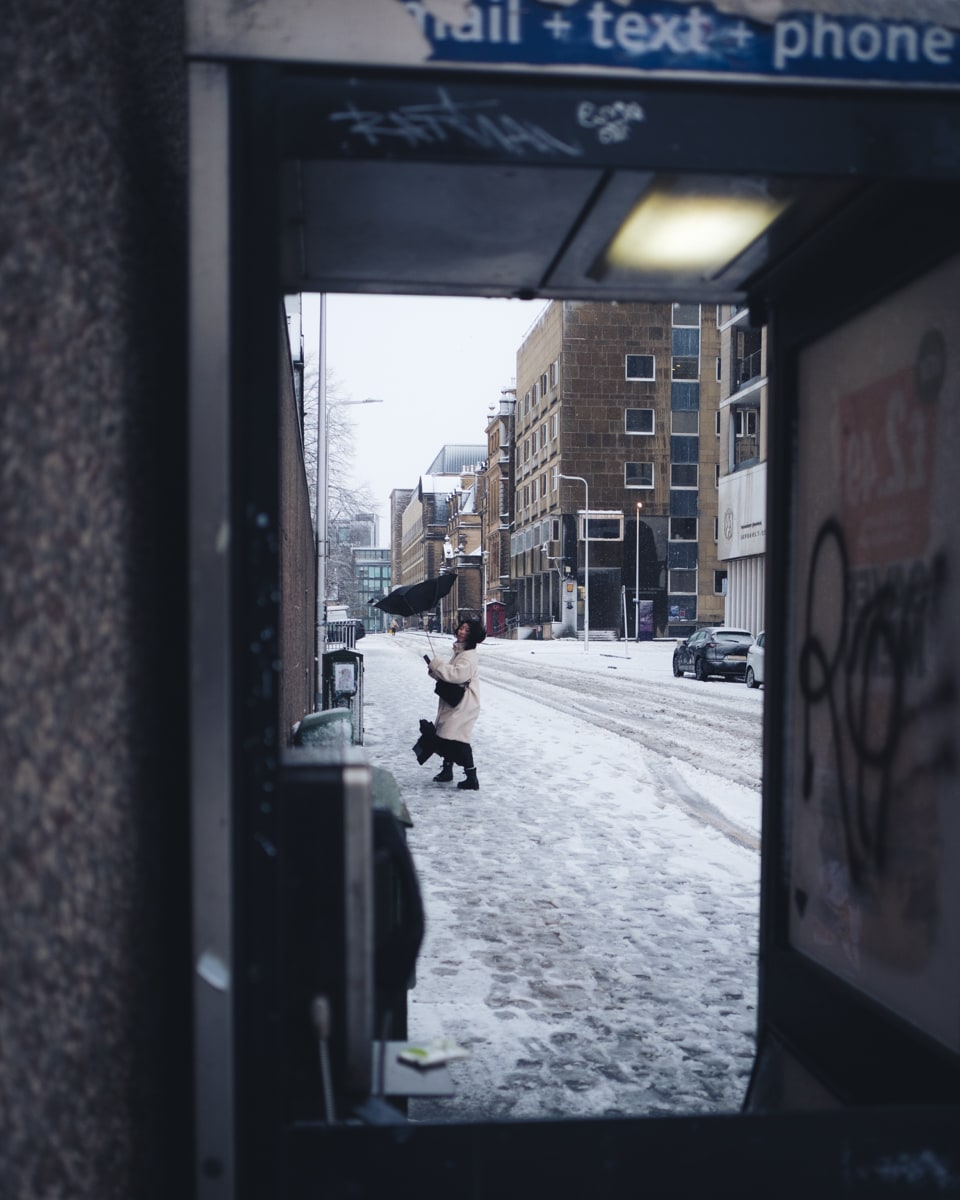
[301,354,379,606]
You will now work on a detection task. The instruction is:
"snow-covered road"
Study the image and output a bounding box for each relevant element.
[359,631,762,1123]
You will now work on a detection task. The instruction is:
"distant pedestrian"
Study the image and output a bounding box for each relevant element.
[424,618,485,790]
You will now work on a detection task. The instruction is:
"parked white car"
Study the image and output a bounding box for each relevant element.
[745,631,765,688]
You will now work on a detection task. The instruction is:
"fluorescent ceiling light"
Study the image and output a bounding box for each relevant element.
[603,187,790,275]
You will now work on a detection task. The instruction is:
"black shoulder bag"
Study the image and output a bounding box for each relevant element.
[434,678,468,707]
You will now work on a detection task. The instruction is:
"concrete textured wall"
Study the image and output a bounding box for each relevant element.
[0,2,191,1196]
[280,328,319,739]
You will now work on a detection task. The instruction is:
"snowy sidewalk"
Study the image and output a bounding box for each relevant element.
[360,633,760,1123]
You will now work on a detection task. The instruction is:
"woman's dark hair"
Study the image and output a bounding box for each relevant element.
[461,618,486,650]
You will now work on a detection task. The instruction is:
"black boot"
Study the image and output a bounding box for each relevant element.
[457,767,479,791]
[433,761,454,783]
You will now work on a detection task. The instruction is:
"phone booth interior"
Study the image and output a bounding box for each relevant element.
[187,8,960,1196]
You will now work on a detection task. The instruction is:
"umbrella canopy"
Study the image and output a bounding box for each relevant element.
[370,573,457,617]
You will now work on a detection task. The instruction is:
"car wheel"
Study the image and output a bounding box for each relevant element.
[745,666,757,689]
[672,656,682,677]
[694,656,708,682]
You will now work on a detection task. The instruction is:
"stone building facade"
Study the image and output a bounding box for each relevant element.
[512,300,724,638]
[398,475,461,624]
[389,486,415,590]
[442,477,483,629]
[477,387,517,635]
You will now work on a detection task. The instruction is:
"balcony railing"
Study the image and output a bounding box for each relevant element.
[734,348,762,390]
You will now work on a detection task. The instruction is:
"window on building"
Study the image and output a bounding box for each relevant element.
[716,356,722,382]
[714,515,719,541]
[669,517,698,541]
[735,326,763,389]
[550,359,559,387]
[625,461,654,489]
[672,302,701,327]
[716,410,721,437]
[625,408,655,435]
[671,410,699,435]
[531,477,538,502]
[625,354,655,381]
[735,408,759,437]
[540,371,548,396]
[715,570,728,595]
[672,319,700,381]
[670,463,698,488]
[551,465,559,491]
[672,356,700,381]
[532,382,538,403]
[669,568,698,593]
[715,463,720,486]
[551,412,559,439]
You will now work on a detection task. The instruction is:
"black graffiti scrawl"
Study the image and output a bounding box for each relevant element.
[794,328,956,975]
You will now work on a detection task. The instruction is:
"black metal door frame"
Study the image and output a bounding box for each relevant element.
[222,61,960,1198]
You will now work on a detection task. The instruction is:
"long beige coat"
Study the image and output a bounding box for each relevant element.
[427,643,480,743]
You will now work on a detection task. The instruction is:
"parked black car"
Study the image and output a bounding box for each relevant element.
[672,626,754,681]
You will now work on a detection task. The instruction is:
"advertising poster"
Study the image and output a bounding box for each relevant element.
[637,599,654,639]
[789,253,960,1050]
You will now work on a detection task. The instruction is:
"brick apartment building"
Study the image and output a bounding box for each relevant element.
[477,387,516,636]
[510,300,725,639]
[389,445,486,627]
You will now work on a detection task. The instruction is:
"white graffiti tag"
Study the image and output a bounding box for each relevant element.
[576,99,645,144]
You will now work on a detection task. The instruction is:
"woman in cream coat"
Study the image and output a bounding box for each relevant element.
[426,617,485,790]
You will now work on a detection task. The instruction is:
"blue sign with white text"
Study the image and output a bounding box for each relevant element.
[401,0,960,88]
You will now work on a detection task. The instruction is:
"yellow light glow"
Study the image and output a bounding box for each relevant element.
[605,190,790,274]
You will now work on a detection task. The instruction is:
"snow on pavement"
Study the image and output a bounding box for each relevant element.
[359,631,761,1123]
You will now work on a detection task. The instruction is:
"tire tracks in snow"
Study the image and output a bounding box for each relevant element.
[479,657,761,853]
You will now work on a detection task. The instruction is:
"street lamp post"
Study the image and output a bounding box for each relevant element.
[559,473,589,652]
[635,501,642,642]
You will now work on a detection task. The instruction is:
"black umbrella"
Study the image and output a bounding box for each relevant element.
[369,573,457,617]
[370,573,458,652]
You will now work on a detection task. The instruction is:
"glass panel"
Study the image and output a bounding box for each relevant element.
[789,252,960,1052]
[625,408,654,434]
[672,356,700,381]
[671,463,698,488]
[672,302,701,327]
[669,568,697,594]
[625,353,655,380]
[670,517,698,540]
[625,461,654,487]
[672,410,699,435]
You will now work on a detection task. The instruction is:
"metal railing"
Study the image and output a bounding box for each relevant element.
[734,348,762,390]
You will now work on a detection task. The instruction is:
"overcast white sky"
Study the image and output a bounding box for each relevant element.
[306,293,546,535]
